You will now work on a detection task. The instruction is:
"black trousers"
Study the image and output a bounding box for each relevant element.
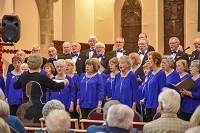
[146,108,156,122]
[80,108,93,119]
[10,104,20,116]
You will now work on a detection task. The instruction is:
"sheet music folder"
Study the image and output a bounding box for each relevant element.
[170,77,198,91]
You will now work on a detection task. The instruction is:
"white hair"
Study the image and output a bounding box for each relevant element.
[158,88,180,113]
[106,104,134,130]
[88,35,97,41]
[95,42,105,48]
[46,109,70,133]
[162,55,175,68]
[54,59,66,67]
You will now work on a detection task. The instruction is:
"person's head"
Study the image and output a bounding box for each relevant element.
[0,118,10,133]
[21,63,29,71]
[102,100,120,120]
[42,100,65,119]
[106,104,134,131]
[27,54,42,70]
[176,59,188,73]
[12,55,22,70]
[85,58,100,74]
[48,47,57,59]
[0,89,7,103]
[88,35,97,49]
[16,50,26,62]
[143,63,150,77]
[46,109,70,133]
[32,45,40,54]
[43,63,55,76]
[169,37,180,51]
[109,57,119,72]
[158,88,180,114]
[185,126,200,133]
[72,42,81,54]
[138,33,148,39]
[190,60,200,75]
[62,42,71,54]
[95,42,105,55]
[118,55,132,71]
[129,52,141,66]
[193,38,200,50]
[161,55,174,71]
[190,105,200,126]
[147,51,162,69]
[0,99,10,120]
[65,59,76,74]
[55,59,66,74]
[115,37,125,50]
[138,38,149,52]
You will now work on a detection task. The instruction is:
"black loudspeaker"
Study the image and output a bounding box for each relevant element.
[2,15,20,43]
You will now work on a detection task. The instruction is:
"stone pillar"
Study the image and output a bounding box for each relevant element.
[35,0,59,57]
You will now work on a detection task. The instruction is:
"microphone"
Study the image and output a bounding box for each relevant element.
[183,46,190,52]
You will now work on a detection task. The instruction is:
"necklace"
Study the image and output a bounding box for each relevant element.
[85,77,93,91]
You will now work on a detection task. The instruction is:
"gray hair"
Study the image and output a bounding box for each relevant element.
[95,42,105,48]
[119,55,132,70]
[158,88,180,113]
[162,55,175,68]
[54,59,66,68]
[106,104,134,130]
[42,100,65,118]
[46,109,70,133]
[169,37,180,45]
[191,60,200,73]
[0,118,10,133]
[88,35,97,41]
[103,100,120,114]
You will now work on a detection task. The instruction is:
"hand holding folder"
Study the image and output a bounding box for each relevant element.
[169,77,198,91]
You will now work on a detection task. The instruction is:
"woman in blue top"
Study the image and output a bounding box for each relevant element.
[145,51,166,122]
[105,57,119,102]
[112,55,138,110]
[49,59,75,113]
[137,63,150,122]
[179,60,200,121]
[76,58,104,119]
[162,55,181,92]
[65,59,79,119]
[176,59,191,81]
[0,75,5,94]
[5,56,23,116]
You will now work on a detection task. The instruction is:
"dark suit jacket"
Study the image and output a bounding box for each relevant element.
[58,53,72,59]
[81,49,97,58]
[190,50,200,64]
[93,54,111,74]
[108,50,129,58]
[173,50,189,69]
[65,54,88,76]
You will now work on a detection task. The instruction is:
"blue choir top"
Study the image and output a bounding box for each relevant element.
[0,75,5,93]
[112,71,138,108]
[181,77,200,114]
[145,69,166,109]
[180,73,191,81]
[166,70,181,92]
[78,73,104,108]
[105,74,115,99]
[137,76,147,111]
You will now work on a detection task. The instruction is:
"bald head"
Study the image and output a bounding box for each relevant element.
[63,42,71,54]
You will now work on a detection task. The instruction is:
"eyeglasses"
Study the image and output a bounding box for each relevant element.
[96,47,104,49]
[116,41,123,43]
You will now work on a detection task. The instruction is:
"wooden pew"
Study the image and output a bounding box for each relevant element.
[39,117,79,129]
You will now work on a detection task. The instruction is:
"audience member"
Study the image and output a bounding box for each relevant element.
[93,42,111,74]
[59,42,72,58]
[105,57,119,102]
[87,100,121,133]
[190,105,200,127]
[66,42,88,75]
[106,104,138,133]
[144,88,191,133]
[190,38,200,63]
[46,109,70,133]
[108,37,129,58]
[81,35,97,58]
[161,55,181,92]
[145,51,166,122]
[176,59,191,81]
[0,118,11,133]
[76,58,104,119]
[179,60,200,121]
[138,33,155,51]
[112,55,138,110]
[168,37,189,67]
[185,126,200,133]
[5,56,23,116]
[7,50,26,73]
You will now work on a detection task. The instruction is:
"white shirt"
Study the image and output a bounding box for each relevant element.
[72,53,79,63]
[116,49,123,58]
